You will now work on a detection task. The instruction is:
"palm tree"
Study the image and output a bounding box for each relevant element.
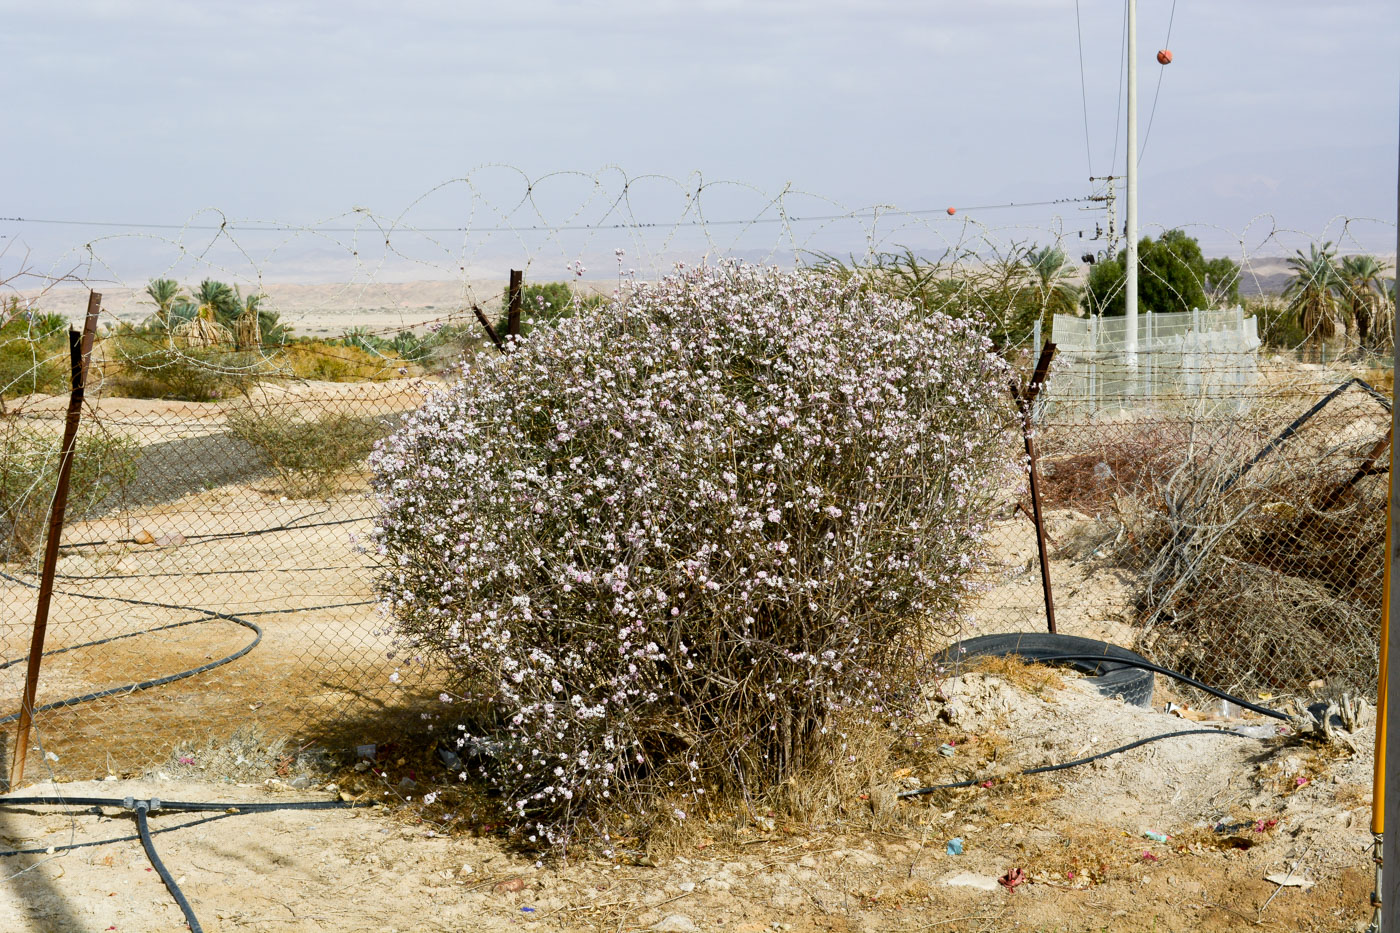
[1026,245,1082,324]
[144,278,188,334]
[190,279,239,324]
[1283,243,1344,361]
[1337,254,1390,350]
[175,279,236,347]
[233,291,263,350]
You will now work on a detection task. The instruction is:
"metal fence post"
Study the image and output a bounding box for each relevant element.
[9,292,101,789]
[508,269,523,340]
[1010,341,1059,634]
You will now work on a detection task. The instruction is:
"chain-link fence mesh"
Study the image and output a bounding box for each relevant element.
[976,355,1391,704]
[0,171,1394,785]
[0,363,446,783]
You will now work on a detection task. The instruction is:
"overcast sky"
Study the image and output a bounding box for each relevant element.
[2,0,1397,283]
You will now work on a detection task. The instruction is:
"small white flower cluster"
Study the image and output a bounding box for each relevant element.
[370,262,1013,845]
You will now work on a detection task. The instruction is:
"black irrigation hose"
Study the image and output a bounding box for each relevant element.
[48,563,371,581]
[57,513,373,552]
[0,502,381,925]
[0,795,354,933]
[0,564,377,723]
[0,621,261,725]
[0,615,222,672]
[240,599,375,617]
[898,728,1255,798]
[1033,653,1290,721]
[0,572,374,721]
[0,505,381,720]
[135,801,203,933]
[899,650,1296,799]
[0,796,350,813]
[0,568,264,725]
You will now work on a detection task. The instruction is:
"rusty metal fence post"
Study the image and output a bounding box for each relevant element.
[9,292,102,788]
[1010,341,1058,635]
[507,269,523,340]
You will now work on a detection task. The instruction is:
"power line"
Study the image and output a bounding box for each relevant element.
[1109,0,1129,172]
[1139,0,1178,165]
[0,198,1092,236]
[1074,0,1095,177]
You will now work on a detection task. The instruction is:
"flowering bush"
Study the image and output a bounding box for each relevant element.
[371,262,1013,844]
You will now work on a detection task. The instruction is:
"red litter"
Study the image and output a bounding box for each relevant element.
[998,868,1027,890]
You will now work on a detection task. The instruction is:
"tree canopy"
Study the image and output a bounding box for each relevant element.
[1085,229,1239,316]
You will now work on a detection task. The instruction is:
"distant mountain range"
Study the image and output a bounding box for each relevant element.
[17,250,1393,337]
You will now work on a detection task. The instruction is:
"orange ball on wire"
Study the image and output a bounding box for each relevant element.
[1157,49,1173,65]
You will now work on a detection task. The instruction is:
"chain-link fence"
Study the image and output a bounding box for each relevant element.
[974,352,1391,703]
[0,356,450,784]
[0,173,1394,786]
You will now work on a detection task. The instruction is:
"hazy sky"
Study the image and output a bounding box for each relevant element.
[3,0,1397,283]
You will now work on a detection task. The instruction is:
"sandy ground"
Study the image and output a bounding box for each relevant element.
[0,378,441,785]
[0,667,1377,932]
[25,281,615,339]
[0,366,1386,930]
[966,507,1139,648]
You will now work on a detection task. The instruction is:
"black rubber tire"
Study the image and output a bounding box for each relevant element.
[939,633,1155,708]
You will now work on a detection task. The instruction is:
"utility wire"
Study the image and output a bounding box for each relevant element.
[1139,0,1178,164]
[1109,0,1129,172]
[0,197,1092,236]
[1074,0,1095,177]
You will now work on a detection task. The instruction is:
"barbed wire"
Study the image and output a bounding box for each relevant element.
[0,168,1394,791]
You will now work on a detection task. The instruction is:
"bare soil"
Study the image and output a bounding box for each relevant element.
[0,378,439,785]
[0,372,1382,931]
[0,665,1376,932]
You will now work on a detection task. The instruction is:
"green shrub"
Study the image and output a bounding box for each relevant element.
[105,336,248,401]
[226,404,390,498]
[388,330,431,364]
[0,309,70,401]
[275,341,412,382]
[0,427,139,560]
[495,281,607,338]
[1248,296,1306,352]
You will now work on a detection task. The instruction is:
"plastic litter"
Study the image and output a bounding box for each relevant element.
[1265,872,1314,889]
[938,743,956,758]
[998,867,1027,890]
[1143,830,1169,843]
[1233,724,1278,739]
[946,838,964,856]
[942,871,998,891]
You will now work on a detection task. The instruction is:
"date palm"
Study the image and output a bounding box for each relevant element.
[1337,254,1389,350]
[144,278,188,335]
[233,291,263,350]
[1283,243,1343,361]
[175,279,236,347]
[1026,245,1082,324]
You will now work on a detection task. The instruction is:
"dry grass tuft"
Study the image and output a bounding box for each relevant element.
[1255,741,1355,797]
[1021,822,1152,886]
[969,654,1067,697]
[1041,396,1388,696]
[226,402,390,498]
[163,725,332,784]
